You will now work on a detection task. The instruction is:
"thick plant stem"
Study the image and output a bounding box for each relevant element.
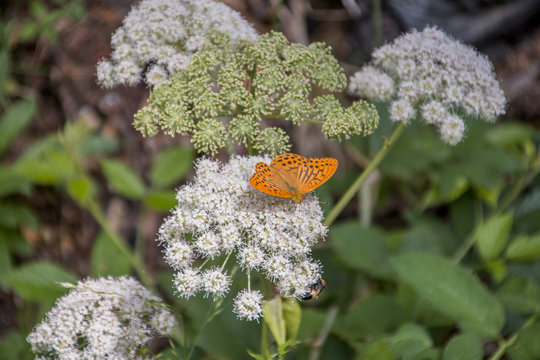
[87,199,153,288]
[324,123,406,227]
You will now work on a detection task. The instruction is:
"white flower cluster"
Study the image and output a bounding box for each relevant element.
[158,156,327,320]
[97,0,258,87]
[348,27,506,145]
[27,276,176,359]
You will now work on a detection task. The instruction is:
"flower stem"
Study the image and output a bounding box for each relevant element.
[87,199,153,288]
[324,123,406,226]
[488,313,538,360]
[308,306,339,360]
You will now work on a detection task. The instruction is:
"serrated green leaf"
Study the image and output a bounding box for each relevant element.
[90,232,131,277]
[442,333,482,360]
[282,298,301,341]
[390,252,504,338]
[263,297,286,346]
[3,261,76,302]
[476,213,513,261]
[101,159,146,199]
[330,222,391,277]
[496,276,540,314]
[506,234,540,262]
[0,100,36,156]
[144,190,177,211]
[150,146,193,188]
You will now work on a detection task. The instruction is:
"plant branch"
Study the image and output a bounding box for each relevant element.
[324,123,406,227]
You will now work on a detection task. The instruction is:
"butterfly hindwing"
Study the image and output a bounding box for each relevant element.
[249,162,294,198]
[297,157,338,194]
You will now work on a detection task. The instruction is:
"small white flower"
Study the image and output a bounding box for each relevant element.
[195,231,222,258]
[237,245,265,269]
[233,290,263,321]
[96,0,258,87]
[421,100,448,125]
[440,114,465,145]
[164,241,193,270]
[27,277,175,359]
[201,268,231,297]
[390,98,415,123]
[348,65,394,100]
[145,64,169,87]
[349,26,506,144]
[174,268,201,298]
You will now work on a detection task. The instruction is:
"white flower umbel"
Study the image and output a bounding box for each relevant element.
[348,26,506,145]
[233,290,264,321]
[27,276,176,359]
[158,156,328,319]
[97,0,257,87]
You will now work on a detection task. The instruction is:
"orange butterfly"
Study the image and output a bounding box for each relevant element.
[249,153,338,203]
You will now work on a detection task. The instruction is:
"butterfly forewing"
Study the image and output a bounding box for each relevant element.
[269,153,306,190]
[249,162,295,198]
[297,157,338,194]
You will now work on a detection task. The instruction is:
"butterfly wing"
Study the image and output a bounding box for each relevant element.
[296,157,338,194]
[249,162,295,198]
[269,153,305,188]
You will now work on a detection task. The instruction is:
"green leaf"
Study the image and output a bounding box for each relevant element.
[0,202,38,229]
[442,333,482,360]
[3,261,76,302]
[506,234,540,262]
[263,297,286,346]
[487,123,534,147]
[144,190,177,211]
[90,232,131,277]
[67,176,94,205]
[475,213,513,261]
[0,167,32,196]
[507,323,540,360]
[15,148,74,185]
[356,340,393,360]
[496,276,540,314]
[150,146,193,188]
[390,252,505,338]
[101,159,146,199]
[336,294,410,341]
[330,222,391,277]
[282,298,301,341]
[0,99,36,156]
[386,323,434,360]
[0,331,32,360]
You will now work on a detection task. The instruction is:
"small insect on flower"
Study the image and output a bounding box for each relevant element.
[249,153,338,203]
[302,278,327,300]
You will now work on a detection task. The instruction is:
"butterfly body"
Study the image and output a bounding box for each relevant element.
[250,153,338,202]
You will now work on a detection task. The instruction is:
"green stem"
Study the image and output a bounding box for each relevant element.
[87,199,153,288]
[488,313,538,360]
[308,306,339,360]
[324,123,406,227]
[372,0,383,47]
